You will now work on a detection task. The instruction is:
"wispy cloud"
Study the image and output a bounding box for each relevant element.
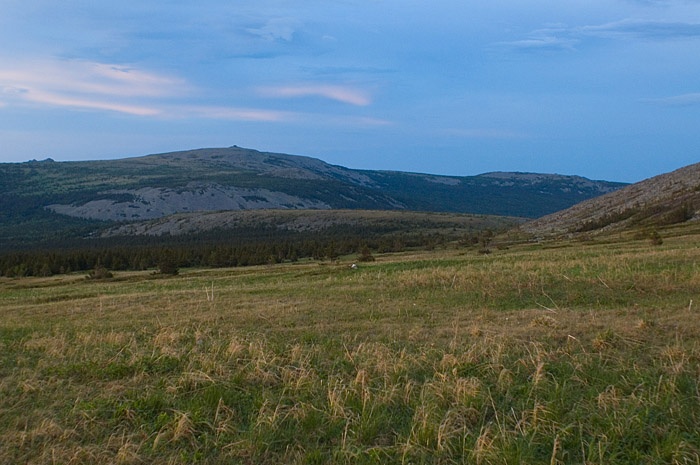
[0,58,298,121]
[0,59,186,97]
[498,36,579,52]
[440,128,530,139]
[580,19,700,40]
[0,58,186,115]
[24,89,161,116]
[642,92,700,106]
[245,17,300,42]
[348,116,393,127]
[181,105,294,122]
[312,115,393,127]
[498,18,700,53]
[257,84,372,106]
[172,106,391,127]
[0,57,380,121]
[496,23,580,52]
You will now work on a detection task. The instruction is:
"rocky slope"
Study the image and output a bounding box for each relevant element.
[521,162,700,237]
[47,184,332,221]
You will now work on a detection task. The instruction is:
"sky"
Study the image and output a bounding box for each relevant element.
[1,1,700,182]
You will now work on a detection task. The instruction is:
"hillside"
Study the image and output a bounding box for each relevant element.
[101,209,520,238]
[521,161,700,237]
[0,146,624,247]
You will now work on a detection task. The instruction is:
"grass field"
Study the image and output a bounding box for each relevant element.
[2,229,700,464]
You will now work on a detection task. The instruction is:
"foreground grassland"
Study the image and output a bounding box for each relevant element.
[2,233,700,464]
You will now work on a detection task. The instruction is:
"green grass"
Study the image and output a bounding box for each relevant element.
[2,233,700,464]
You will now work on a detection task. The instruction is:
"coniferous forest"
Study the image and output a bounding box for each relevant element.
[0,218,506,277]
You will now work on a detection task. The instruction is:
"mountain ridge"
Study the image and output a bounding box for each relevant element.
[33,146,624,218]
[0,145,626,247]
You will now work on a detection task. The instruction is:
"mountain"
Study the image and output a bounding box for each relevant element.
[521,162,700,237]
[0,146,625,247]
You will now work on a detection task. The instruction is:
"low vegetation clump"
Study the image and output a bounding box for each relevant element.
[86,265,114,280]
[2,230,700,464]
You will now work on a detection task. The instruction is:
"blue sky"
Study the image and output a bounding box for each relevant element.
[1,1,699,182]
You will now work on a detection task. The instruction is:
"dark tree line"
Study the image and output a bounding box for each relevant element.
[0,228,464,278]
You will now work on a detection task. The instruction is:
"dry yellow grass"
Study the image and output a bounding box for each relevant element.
[2,233,700,463]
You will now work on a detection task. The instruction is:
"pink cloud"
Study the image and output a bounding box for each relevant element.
[24,89,161,116]
[0,58,187,115]
[182,105,294,122]
[0,58,380,124]
[258,84,372,106]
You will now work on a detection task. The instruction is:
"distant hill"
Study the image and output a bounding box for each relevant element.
[0,146,625,247]
[521,162,700,237]
[100,208,521,238]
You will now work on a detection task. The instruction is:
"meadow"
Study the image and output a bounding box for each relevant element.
[2,228,700,464]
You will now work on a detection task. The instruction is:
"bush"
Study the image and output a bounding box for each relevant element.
[648,230,663,246]
[87,266,113,280]
[157,253,179,275]
[357,245,375,262]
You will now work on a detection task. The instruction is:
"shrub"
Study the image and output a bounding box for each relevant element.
[648,230,663,246]
[157,253,179,275]
[357,245,375,262]
[87,265,113,280]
